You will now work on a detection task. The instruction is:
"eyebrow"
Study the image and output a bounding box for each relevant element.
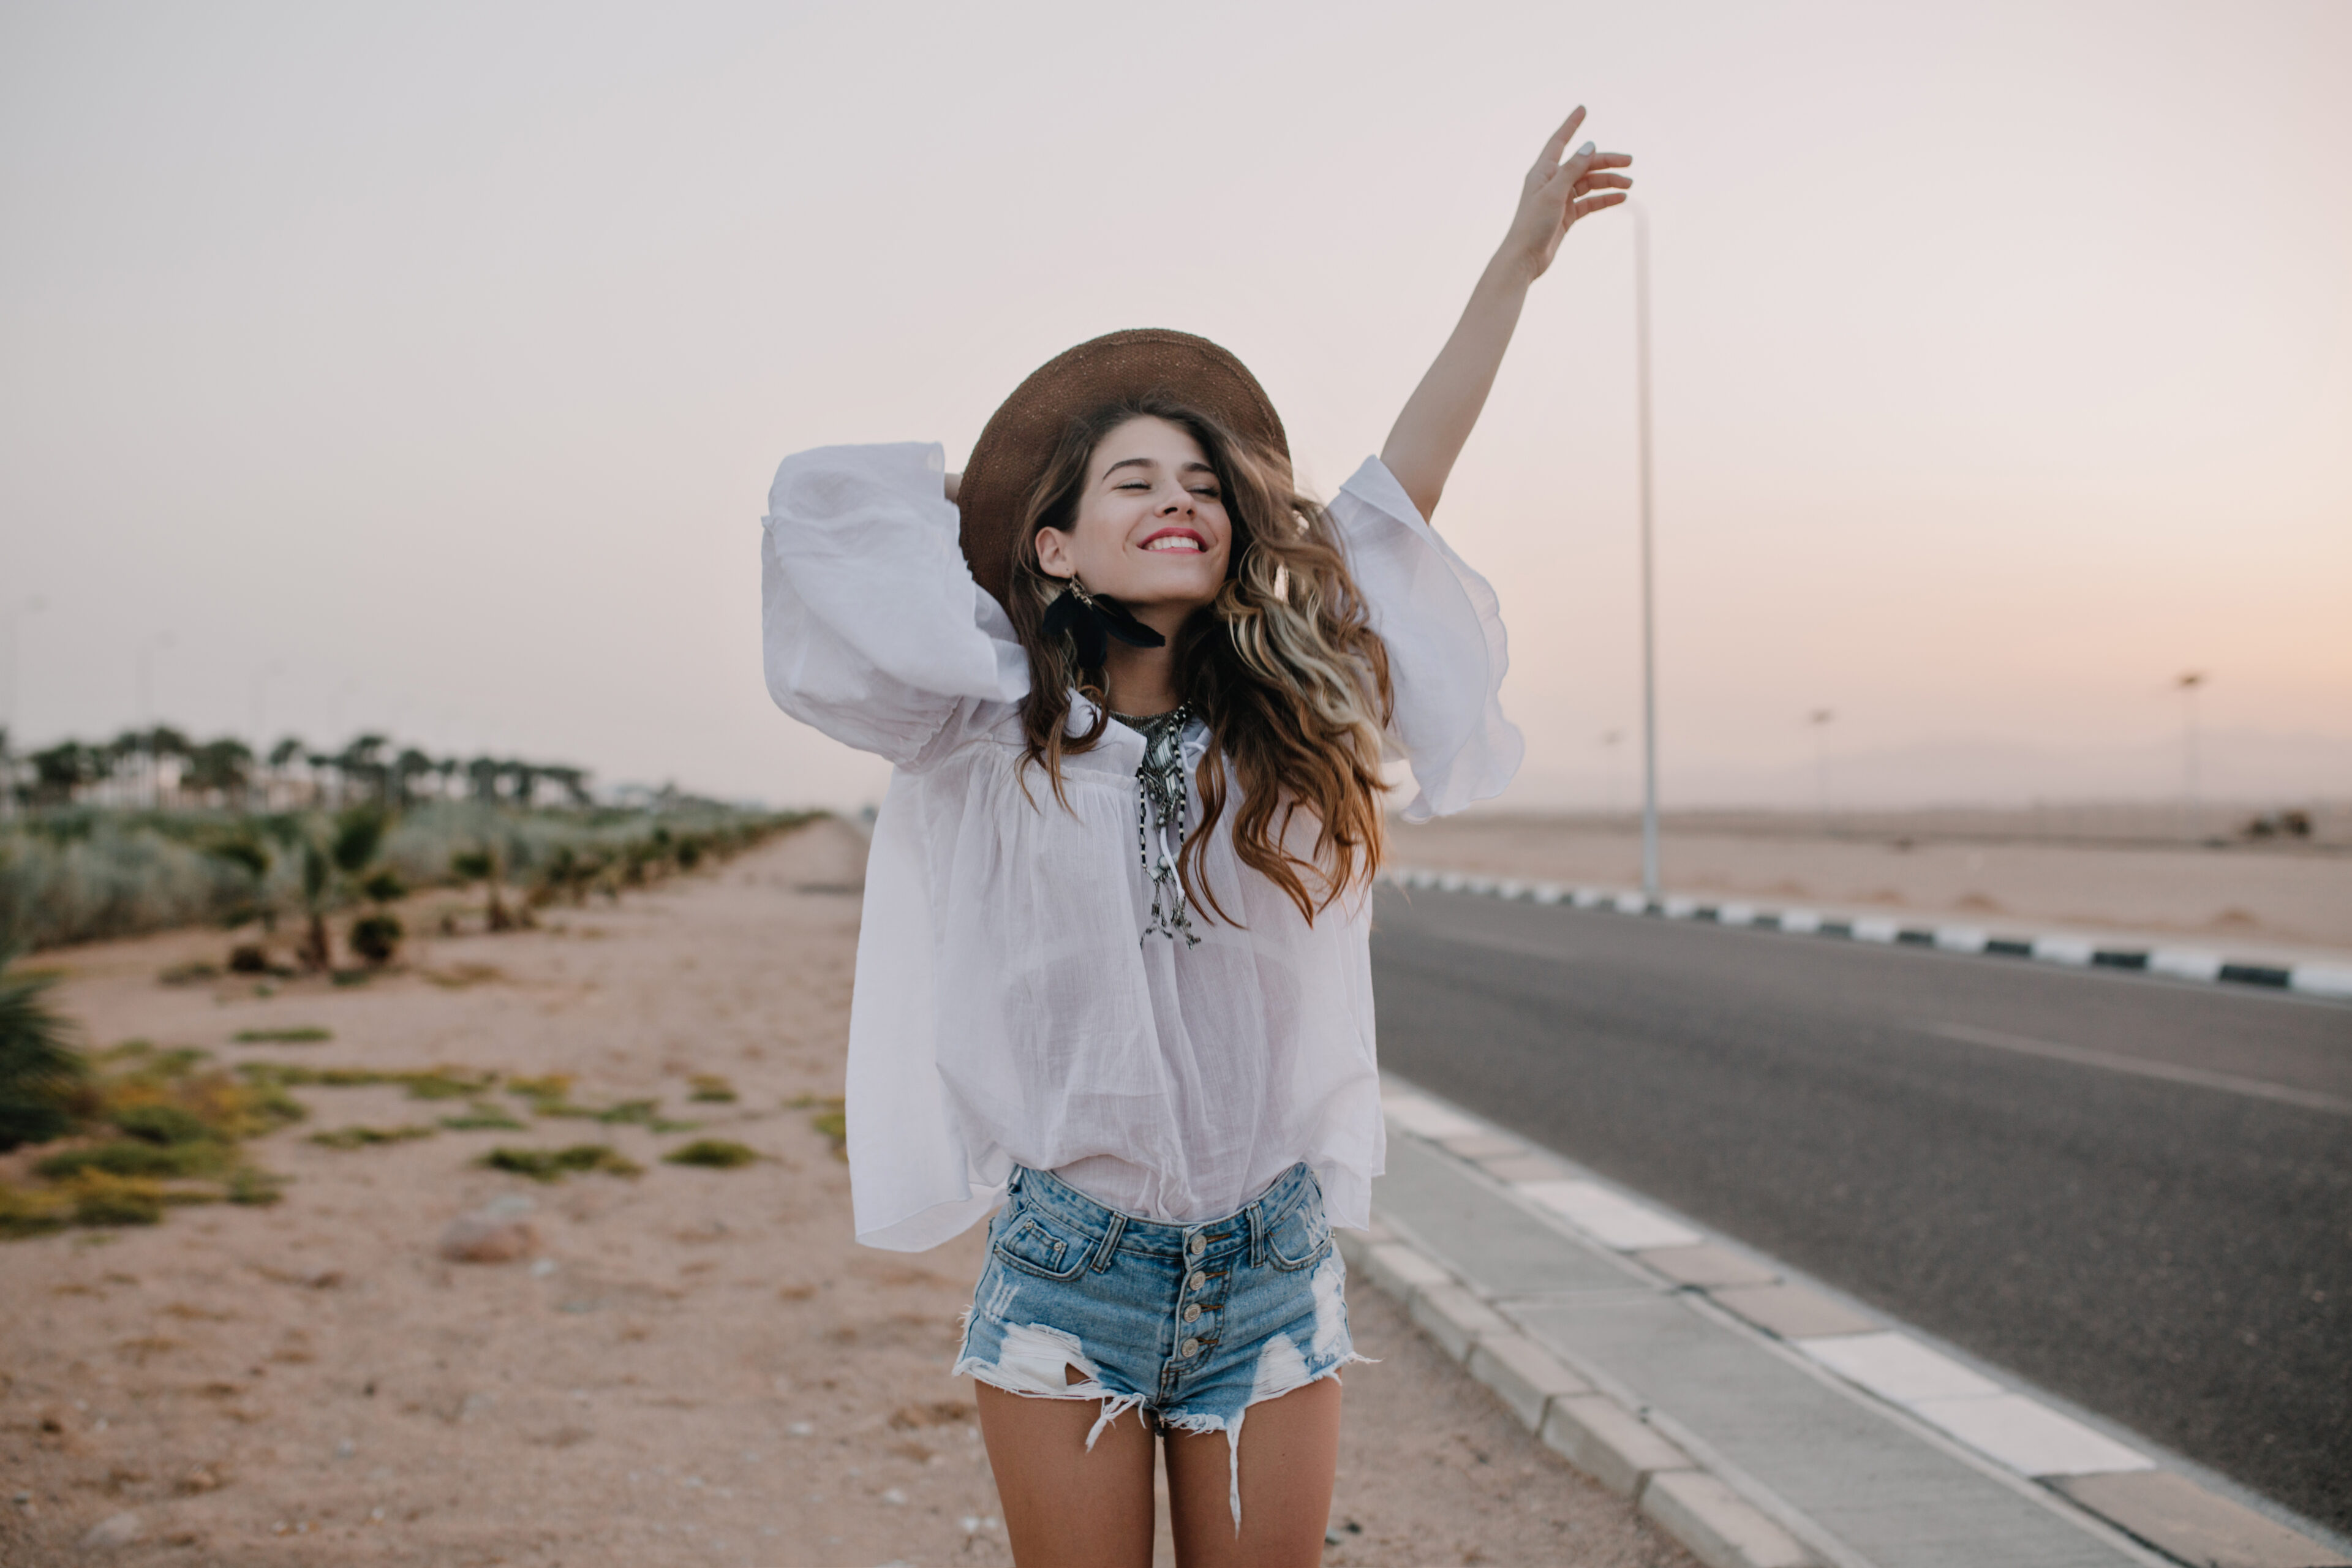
[1101,458,1219,478]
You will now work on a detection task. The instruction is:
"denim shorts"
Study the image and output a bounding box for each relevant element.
[952,1160,1365,1528]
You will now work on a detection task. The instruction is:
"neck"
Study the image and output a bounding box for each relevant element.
[1101,639,1182,717]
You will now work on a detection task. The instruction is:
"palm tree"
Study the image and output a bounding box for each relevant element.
[187,736,254,805]
[392,747,434,807]
[267,736,306,809]
[146,725,193,809]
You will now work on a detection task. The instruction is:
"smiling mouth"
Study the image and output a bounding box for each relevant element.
[1141,530,1206,553]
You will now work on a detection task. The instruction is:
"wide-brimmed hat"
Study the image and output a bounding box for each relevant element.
[956,328,1288,607]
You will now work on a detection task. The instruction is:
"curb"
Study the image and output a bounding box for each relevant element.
[1353,1080,2352,1568]
[1341,1223,1814,1568]
[1381,867,2352,1002]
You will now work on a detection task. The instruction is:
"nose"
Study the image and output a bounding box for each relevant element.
[1158,482,1193,515]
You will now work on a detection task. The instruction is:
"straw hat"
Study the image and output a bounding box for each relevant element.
[956,328,1288,606]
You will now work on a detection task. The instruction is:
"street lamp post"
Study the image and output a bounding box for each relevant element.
[135,630,176,810]
[1632,203,1660,900]
[1808,709,1834,835]
[2175,671,2207,839]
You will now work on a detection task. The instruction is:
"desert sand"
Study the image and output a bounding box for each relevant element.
[1,820,1692,1567]
[1389,813,2352,964]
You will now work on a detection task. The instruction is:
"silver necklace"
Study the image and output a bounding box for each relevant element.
[1112,704,1199,948]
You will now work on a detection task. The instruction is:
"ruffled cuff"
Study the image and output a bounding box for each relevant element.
[1330,456,1523,821]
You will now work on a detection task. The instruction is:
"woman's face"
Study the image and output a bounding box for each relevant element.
[1034,416,1232,619]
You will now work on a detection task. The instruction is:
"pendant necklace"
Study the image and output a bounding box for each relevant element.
[1112,704,1199,948]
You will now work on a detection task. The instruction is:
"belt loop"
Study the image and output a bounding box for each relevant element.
[1088,1212,1125,1273]
[1246,1195,1268,1269]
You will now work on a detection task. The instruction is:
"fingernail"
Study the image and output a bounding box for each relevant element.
[1578,141,1596,156]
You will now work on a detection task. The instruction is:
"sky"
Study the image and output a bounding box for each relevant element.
[2,0,2346,811]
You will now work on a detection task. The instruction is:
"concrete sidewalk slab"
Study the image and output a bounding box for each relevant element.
[1364,1076,2352,1568]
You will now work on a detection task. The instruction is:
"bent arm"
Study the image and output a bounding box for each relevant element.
[1379,107,1632,521]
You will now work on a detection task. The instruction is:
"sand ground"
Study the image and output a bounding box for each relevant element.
[1390,814,2352,964]
[1,820,1693,1568]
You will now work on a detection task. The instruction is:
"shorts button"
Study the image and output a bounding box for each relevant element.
[1187,1271,1205,1291]
[1183,1304,1201,1322]
[1182,1338,1200,1357]
[1186,1235,1204,1257]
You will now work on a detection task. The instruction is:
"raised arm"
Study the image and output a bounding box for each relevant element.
[1379,107,1632,521]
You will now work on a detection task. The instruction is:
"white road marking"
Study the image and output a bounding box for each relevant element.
[1929,1022,2352,1117]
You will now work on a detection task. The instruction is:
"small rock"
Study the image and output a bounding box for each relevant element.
[175,1466,221,1495]
[438,1212,538,1264]
[333,1439,356,1459]
[880,1487,907,1506]
[529,1257,558,1278]
[81,1511,143,1549]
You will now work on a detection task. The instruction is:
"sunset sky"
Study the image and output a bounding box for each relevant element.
[4,1,2346,809]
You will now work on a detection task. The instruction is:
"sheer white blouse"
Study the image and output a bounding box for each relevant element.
[761,441,1520,1251]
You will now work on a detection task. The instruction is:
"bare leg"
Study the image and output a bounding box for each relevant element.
[975,1367,1157,1568]
[1163,1374,1343,1568]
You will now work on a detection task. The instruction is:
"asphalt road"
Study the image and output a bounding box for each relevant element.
[1368,886,2352,1534]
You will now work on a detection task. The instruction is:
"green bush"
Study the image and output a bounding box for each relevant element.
[0,944,88,1152]
[663,1138,759,1169]
[480,1144,643,1182]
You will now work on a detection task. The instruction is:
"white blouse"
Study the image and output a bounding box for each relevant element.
[761,441,1520,1251]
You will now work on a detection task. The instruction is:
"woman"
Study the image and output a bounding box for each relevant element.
[761,107,1630,1568]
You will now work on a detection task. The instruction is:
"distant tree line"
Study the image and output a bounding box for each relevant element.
[0,726,594,813]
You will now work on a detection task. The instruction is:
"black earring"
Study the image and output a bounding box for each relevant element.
[1042,578,1165,668]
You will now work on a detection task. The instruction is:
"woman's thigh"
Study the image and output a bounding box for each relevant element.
[1164,1374,1344,1568]
[975,1373,1158,1568]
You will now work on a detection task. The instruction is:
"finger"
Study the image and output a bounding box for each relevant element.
[1571,172,1634,196]
[1534,106,1588,171]
[1570,190,1629,219]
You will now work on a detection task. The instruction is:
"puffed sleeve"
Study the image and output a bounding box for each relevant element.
[1328,455,1525,821]
[761,441,1031,767]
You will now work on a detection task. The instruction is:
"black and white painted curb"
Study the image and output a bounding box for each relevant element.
[1355,1077,2352,1568]
[1381,867,2352,1003]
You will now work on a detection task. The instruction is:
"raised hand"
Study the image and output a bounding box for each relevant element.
[1379,105,1637,519]
[1501,106,1634,282]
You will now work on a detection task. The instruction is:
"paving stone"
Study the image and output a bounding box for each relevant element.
[2054,1472,2352,1568]
[1520,1178,1703,1250]
[1466,1332,1591,1430]
[1640,1244,1777,1289]
[1796,1330,2002,1403]
[1642,1471,1815,1568]
[1713,1284,1877,1340]
[1436,1130,1525,1161]
[1364,1242,1449,1300]
[1539,1394,1694,1498]
[1409,1283,1512,1362]
[1910,1394,2150,1478]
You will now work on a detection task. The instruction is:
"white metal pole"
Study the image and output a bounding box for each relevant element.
[1634,205,1660,900]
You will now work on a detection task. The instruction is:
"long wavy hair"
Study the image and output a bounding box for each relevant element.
[1006,396,1393,925]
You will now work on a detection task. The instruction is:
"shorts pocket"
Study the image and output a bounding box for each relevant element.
[992,1208,1093,1281]
[1263,1191,1332,1272]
